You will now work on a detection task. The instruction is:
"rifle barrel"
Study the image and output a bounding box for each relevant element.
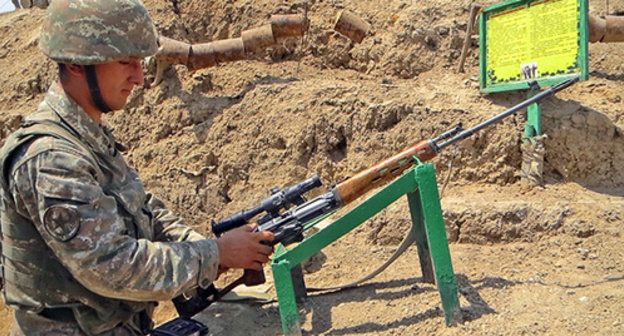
[437,75,579,150]
[334,75,579,205]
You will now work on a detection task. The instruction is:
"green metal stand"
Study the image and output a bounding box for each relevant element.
[524,85,542,139]
[271,162,462,335]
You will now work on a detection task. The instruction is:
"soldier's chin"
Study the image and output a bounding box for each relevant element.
[106,98,130,112]
[101,104,122,113]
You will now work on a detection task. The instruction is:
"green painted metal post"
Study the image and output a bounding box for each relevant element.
[415,164,463,326]
[524,87,542,139]
[407,190,435,284]
[273,259,302,336]
[290,264,307,302]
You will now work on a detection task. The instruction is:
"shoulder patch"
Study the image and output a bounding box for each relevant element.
[43,205,80,242]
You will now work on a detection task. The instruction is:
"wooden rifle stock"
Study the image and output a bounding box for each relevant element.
[335,140,437,205]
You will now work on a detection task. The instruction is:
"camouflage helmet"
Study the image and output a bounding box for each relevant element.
[39,0,158,64]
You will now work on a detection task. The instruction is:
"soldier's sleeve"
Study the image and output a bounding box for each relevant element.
[10,145,219,301]
[146,193,207,242]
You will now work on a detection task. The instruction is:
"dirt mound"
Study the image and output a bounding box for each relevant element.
[1,0,624,335]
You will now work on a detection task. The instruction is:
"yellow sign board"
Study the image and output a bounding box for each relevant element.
[481,0,588,92]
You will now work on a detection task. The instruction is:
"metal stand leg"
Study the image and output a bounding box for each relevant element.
[291,264,307,303]
[415,165,463,326]
[273,259,302,336]
[407,190,435,284]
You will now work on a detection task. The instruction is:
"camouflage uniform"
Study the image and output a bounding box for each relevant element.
[0,82,220,335]
[0,0,220,334]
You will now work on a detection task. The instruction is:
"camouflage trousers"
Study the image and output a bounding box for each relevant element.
[9,309,145,336]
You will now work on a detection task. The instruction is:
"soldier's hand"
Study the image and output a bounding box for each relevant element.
[215,224,275,271]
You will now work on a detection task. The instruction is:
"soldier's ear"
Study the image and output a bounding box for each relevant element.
[59,64,87,86]
[65,64,85,77]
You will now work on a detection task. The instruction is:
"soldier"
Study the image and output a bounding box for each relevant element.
[0,0,274,334]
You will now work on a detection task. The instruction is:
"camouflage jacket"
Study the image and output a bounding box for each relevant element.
[0,82,219,335]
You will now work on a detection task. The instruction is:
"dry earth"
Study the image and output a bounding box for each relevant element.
[1,0,624,335]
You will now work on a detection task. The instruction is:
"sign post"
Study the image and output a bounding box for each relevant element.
[479,0,588,185]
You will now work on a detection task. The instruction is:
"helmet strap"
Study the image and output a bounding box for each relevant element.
[84,65,113,113]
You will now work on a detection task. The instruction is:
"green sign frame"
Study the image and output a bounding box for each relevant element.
[479,0,589,93]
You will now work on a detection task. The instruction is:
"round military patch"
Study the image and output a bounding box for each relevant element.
[43,205,80,242]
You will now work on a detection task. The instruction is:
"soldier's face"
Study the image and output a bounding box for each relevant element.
[95,58,144,111]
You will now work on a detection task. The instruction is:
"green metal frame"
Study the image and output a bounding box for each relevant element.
[479,0,589,93]
[524,85,542,138]
[271,162,462,335]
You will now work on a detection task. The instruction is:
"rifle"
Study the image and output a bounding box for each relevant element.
[172,75,579,318]
[172,175,323,318]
